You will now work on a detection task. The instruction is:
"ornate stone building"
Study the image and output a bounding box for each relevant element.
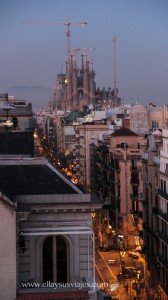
[0,156,101,300]
[52,54,95,111]
[0,192,16,300]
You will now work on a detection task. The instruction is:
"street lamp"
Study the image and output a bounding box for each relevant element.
[64,78,68,113]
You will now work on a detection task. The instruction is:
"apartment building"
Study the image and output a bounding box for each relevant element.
[0,93,34,132]
[91,128,147,244]
[148,105,168,131]
[0,94,34,156]
[0,193,16,300]
[35,111,64,154]
[157,128,168,298]
[130,104,149,135]
[143,129,168,299]
[0,119,102,300]
[73,121,114,188]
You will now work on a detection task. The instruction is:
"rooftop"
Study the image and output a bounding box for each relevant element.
[64,111,88,123]
[0,161,81,200]
[111,127,138,137]
[0,103,33,117]
[0,131,34,156]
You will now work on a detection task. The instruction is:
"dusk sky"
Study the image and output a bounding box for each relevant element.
[0,0,168,105]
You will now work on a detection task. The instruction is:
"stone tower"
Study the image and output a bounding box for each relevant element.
[51,54,96,111]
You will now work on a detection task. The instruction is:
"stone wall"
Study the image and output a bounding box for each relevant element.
[0,197,16,300]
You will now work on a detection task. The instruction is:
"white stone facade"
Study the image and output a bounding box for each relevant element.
[0,195,16,300]
[130,104,149,135]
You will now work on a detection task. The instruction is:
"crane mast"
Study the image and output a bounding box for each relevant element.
[112,36,117,91]
[59,18,87,68]
[22,18,87,69]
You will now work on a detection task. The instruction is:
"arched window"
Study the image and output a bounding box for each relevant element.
[43,235,68,283]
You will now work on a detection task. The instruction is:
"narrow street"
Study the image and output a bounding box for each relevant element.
[95,249,148,299]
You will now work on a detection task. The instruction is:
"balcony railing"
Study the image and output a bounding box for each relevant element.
[157,208,168,222]
[157,231,168,245]
[138,193,144,201]
[104,197,111,205]
[158,189,168,201]
[130,209,142,217]
[130,193,139,200]
[130,166,142,172]
[130,179,139,185]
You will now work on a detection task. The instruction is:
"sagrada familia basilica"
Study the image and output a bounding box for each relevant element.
[50,51,121,111]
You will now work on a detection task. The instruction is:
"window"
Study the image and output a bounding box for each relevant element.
[151,120,159,129]
[165,164,168,174]
[43,236,68,283]
[132,200,139,211]
[164,180,166,193]
[132,186,138,197]
[161,179,163,191]
[131,159,137,169]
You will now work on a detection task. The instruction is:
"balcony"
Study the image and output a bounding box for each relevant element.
[130,209,142,217]
[130,166,142,172]
[152,207,159,214]
[159,278,168,295]
[158,189,168,201]
[127,149,142,155]
[157,231,168,245]
[130,194,139,200]
[158,255,168,270]
[130,173,139,185]
[130,179,139,185]
[138,193,144,201]
[143,223,159,239]
[157,208,168,222]
[104,197,111,205]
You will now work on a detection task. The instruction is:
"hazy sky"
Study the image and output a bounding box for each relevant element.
[0,0,168,104]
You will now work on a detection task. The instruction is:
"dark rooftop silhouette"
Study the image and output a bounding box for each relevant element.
[0,164,78,199]
[111,127,138,137]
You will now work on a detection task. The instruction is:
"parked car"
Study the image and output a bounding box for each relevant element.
[117,272,123,282]
[128,251,139,259]
[122,267,137,278]
[135,245,142,252]
[99,245,111,252]
[108,259,119,265]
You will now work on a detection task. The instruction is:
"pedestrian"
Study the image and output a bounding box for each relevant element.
[125,283,129,293]
[12,115,18,130]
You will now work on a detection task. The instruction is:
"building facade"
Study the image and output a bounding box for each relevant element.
[0,157,101,300]
[143,130,168,299]
[52,54,96,111]
[73,122,114,188]
[0,192,16,300]
[148,105,168,131]
[130,104,149,135]
[91,127,147,248]
[157,128,168,298]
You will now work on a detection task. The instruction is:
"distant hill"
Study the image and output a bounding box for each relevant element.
[5,86,52,108]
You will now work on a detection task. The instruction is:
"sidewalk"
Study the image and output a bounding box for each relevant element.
[111,281,149,300]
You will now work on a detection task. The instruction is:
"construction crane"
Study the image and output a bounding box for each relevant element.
[22,17,87,67]
[112,36,117,91]
[58,18,87,67]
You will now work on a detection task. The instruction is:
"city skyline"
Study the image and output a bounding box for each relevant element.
[0,0,168,106]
